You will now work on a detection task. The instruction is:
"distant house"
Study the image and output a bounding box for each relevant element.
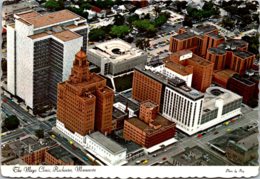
[111,5,128,15]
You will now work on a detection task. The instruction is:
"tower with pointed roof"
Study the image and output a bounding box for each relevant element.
[57,49,114,137]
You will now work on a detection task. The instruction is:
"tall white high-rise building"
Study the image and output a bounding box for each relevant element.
[7,9,88,113]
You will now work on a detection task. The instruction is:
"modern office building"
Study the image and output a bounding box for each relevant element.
[7,9,88,113]
[57,49,114,140]
[132,64,242,135]
[124,101,176,148]
[87,39,147,76]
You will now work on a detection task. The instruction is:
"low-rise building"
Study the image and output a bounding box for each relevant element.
[226,133,258,165]
[85,131,127,166]
[199,87,242,131]
[227,74,257,105]
[124,101,176,148]
[88,39,147,76]
[45,145,74,165]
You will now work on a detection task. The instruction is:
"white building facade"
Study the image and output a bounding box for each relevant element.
[7,10,88,113]
[162,87,203,134]
[56,120,127,166]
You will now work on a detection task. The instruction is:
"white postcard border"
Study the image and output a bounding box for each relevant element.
[1,166,259,178]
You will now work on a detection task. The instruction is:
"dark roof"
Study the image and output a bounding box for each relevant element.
[233,50,255,59]
[114,94,139,111]
[231,74,255,86]
[113,107,127,119]
[47,145,74,163]
[218,39,248,50]
[207,32,223,39]
[208,47,226,55]
[173,32,196,40]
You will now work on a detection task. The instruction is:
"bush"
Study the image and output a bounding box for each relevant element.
[89,28,106,41]
[110,25,130,38]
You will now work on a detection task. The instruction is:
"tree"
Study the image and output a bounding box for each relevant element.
[44,0,62,11]
[221,16,235,30]
[114,15,125,25]
[35,129,44,139]
[183,16,193,27]
[175,1,187,12]
[4,115,20,130]
[127,14,139,24]
[133,19,155,32]
[89,28,106,41]
[135,38,150,50]
[153,14,168,27]
[110,25,130,38]
[242,34,259,55]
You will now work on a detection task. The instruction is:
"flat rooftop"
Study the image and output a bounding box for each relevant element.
[231,74,255,86]
[207,32,224,39]
[191,25,217,35]
[126,115,175,135]
[89,39,146,63]
[135,65,204,100]
[171,146,227,166]
[208,47,226,55]
[29,30,81,42]
[16,10,82,29]
[213,69,237,83]
[203,86,242,111]
[141,100,158,109]
[172,32,196,40]
[188,54,213,67]
[233,50,255,59]
[164,60,193,76]
[89,132,126,155]
[209,125,258,153]
[114,94,139,111]
[218,39,248,50]
[47,145,74,163]
[113,107,126,119]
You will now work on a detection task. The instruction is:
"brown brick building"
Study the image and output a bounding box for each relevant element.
[57,49,114,135]
[212,69,237,88]
[230,51,255,75]
[227,74,257,105]
[206,47,227,71]
[168,50,214,92]
[169,32,198,53]
[21,147,48,165]
[45,145,74,165]
[123,101,176,148]
[132,70,163,107]
[170,25,221,57]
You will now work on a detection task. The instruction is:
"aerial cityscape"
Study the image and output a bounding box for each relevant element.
[1,0,259,168]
